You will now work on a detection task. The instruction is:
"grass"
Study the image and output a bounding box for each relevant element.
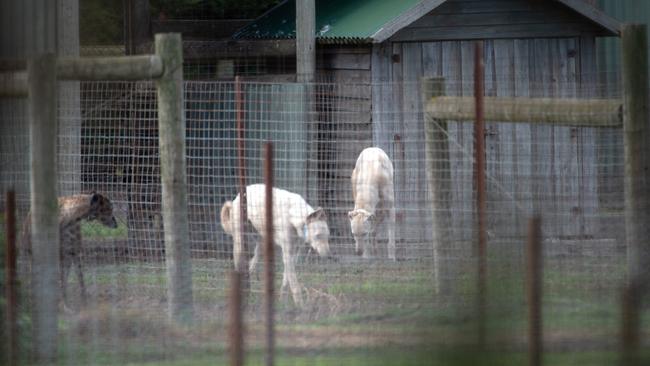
[55,343,650,366]
[81,220,128,239]
[6,249,650,365]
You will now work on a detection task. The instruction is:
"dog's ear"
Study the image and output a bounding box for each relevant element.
[307,207,327,223]
[348,210,356,220]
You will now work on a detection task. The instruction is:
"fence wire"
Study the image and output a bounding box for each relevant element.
[0,78,647,365]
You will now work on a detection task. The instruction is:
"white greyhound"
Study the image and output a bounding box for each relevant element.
[221,184,330,306]
[348,147,396,260]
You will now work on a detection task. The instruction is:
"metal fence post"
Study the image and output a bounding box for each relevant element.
[28,53,60,363]
[229,271,244,366]
[155,33,194,324]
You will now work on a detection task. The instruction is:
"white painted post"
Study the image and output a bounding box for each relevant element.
[28,53,60,363]
[155,33,194,324]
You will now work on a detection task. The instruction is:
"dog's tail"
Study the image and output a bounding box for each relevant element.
[220,201,234,235]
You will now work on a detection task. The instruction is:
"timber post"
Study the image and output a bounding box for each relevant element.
[155,33,194,325]
[28,53,60,363]
[620,23,650,366]
[422,76,451,296]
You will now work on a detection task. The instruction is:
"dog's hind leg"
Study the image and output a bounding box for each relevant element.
[387,207,396,260]
[382,183,397,261]
[73,255,87,308]
[232,231,245,272]
[60,251,73,310]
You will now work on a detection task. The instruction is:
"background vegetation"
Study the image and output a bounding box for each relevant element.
[80,0,281,45]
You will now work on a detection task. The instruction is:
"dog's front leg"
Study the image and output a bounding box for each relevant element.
[232,229,245,272]
[249,242,261,276]
[282,240,303,307]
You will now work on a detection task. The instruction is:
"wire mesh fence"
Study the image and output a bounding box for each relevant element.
[1,76,648,364]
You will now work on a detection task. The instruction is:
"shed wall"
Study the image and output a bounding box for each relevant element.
[315,46,374,248]
[372,37,601,244]
[392,0,607,41]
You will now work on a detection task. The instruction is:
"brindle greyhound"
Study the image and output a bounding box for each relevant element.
[22,192,118,309]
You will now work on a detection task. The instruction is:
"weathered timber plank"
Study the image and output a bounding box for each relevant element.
[391,23,605,42]
[424,96,621,127]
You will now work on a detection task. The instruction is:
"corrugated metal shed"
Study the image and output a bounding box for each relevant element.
[233,0,423,42]
[232,0,623,244]
[234,0,619,44]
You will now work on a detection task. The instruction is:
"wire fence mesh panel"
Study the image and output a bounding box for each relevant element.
[1,75,649,365]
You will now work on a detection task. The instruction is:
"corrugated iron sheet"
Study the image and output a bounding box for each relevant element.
[233,0,422,43]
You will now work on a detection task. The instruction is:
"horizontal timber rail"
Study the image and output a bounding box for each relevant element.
[0,55,163,89]
[425,96,623,127]
[0,71,27,97]
[57,55,163,80]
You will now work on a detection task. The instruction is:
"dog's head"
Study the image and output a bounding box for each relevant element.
[348,209,374,255]
[86,192,118,229]
[303,207,330,257]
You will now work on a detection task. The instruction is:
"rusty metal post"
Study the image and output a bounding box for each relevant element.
[229,271,244,366]
[5,190,18,366]
[263,142,275,366]
[474,40,488,348]
[526,217,543,366]
[235,76,250,293]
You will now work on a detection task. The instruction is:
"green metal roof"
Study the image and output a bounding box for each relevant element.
[233,0,424,43]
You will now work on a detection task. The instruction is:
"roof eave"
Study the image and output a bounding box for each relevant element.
[554,0,621,37]
[370,0,447,43]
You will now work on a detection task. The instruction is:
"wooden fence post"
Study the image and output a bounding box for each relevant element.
[422,77,451,296]
[620,23,650,366]
[474,40,488,349]
[5,190,18,366]
[28,53,60,363]
[296,0,315,83]
[155,33,194,324]
[621,23,650,289]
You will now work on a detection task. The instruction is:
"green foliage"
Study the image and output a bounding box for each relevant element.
[80,0,124,45]
[81,221,128,239]
[79,0,281,46]
[150,0,281,20]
